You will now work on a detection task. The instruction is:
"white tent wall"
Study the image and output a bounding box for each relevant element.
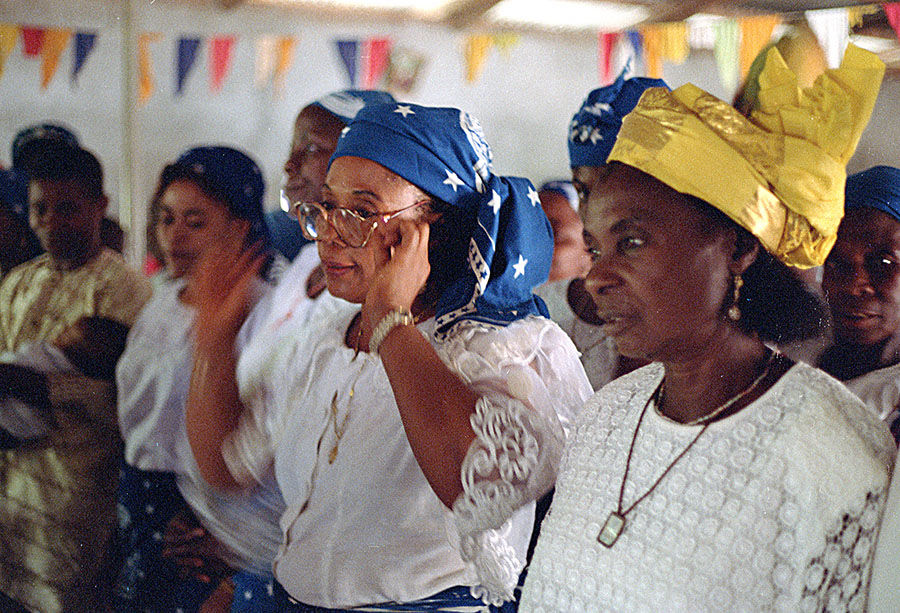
[1,0,898,266]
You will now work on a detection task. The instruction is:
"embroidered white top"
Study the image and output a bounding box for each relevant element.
[520,362,895,613]
[115,275,284,575]
[224,298,591,608]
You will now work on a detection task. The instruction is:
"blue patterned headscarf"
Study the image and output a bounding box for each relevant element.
[568,68,668,168]
[162,146,268,247]
[845,165,900,222]
[310,89,396,125]
[332,102,553,335]
[12,123,79,169]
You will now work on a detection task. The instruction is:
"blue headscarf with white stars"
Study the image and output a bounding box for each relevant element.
[161,146,269,248]
[332,102,553,335]
[568,68,668,168]
[845,165,900,223]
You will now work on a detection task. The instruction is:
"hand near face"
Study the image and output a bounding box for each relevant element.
[362,218,431,333]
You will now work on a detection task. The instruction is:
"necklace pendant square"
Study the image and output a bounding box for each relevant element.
[598,511,625,548]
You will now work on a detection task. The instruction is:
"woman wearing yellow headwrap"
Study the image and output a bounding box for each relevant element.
[520,45,895,612]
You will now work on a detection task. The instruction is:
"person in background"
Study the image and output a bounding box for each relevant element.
[537,180,589,283]
[113,146,283,612]
[187,102,591,609]
[0,171,42,277]
[818,165,900,441]
[536,71,666,391]
[520,44,893,611]
[0,141,152,612]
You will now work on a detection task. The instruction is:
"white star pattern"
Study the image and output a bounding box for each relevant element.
[488,190,502,214]
[513,254,528,278]
[527,186,541,207]
[394,104,415,117]
[589,128,603,144]
[443,170,464,192]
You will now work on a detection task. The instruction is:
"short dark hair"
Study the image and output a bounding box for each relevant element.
[24,142,104,200]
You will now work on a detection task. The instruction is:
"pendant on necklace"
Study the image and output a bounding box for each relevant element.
[597,511,625,547]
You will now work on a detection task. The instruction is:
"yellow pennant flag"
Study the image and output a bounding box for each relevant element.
[464,34,493,83]
[273,36,297,96]
[847,4,880,29]
[41,28,72,89]
[138,32,162,105]
[492,32,520,58]
[662,22,689,64]
[0,24,18,83]
[739,15,781,78]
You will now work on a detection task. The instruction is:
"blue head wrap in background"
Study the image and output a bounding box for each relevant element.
[539,179,579,211]
[310,89,397,125]
[568,68,668,168]
[845,165,900,222]
[163,146,269,248]
[11,123,79,169]
[332,102,553,335]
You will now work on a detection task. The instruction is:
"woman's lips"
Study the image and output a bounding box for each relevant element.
[322,260,355,277]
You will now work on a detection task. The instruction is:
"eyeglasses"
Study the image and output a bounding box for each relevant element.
[293,200,427,248]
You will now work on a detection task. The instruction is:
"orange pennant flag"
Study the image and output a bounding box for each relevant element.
[662,22,689,64]
[138,32,162,105]
[464,34,493,83]
[40,28,72,89]
[273,36,297,96]
[0,24,18,83]
[640,25,663,78]
[739,15,781,78]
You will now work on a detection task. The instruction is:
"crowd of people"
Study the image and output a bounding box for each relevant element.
[0,35,898,613]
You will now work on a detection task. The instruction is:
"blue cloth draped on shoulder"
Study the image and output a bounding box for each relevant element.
[845,165,900,222]
[332,102,553,336]
[568,66,668,168]
[310,89,396,125]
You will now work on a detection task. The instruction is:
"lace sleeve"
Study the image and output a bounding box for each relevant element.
[441,316,592,604]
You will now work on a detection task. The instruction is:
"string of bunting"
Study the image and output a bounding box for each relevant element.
[594,2,900,88]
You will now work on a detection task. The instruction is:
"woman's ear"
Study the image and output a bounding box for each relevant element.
[729,229,759,275]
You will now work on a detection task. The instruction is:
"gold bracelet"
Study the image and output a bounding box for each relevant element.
[369,308,414,354]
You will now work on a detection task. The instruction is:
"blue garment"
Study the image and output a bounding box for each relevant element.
[265,208,310,261]
[333,102,552,336]
[310,89,397,125]
[231,571,279,613]
[11,123,78,168]
[567,67,668,168]
[272,582,519,612]
[845,165,900,222]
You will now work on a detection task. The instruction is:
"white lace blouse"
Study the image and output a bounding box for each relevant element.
[520,362,895,612]
[224,298,592,608]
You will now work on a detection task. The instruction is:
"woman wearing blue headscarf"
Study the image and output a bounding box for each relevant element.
[113,146,284,611]
[186,103,591,610]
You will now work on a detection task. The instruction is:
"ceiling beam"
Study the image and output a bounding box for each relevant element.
[218,0,247,8]
[441,0,505,29]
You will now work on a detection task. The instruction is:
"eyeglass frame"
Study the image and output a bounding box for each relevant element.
[292,199,430,248]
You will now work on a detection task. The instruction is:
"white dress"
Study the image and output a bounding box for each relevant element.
[520,362,895,612]
[224,298,592,608]
[115,276,284,575]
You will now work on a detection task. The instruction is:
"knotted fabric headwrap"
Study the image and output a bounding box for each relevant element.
[845,166,900,222]
[568,67,668,168]
[609,44,885,269]
[163,146,268,247]
[332,102,553,336]
[12,123,79,169]
[310,89,396,125]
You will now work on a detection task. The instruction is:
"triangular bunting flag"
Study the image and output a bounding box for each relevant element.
[362,37,391,89]
[176,36,202,95]
[640,25,663,78]
[739,15,780,77]
[805,8,848,68]
[599,32,620,84]
[886,3,900,43]
[21,26,45,57]
[41,28,72,89]
[492,33,520,58]
[273,36,297,95]
[336,40,359,87]
[72,31,97,82]
[714,19,740,91]
[626,30,643,67]
[383,46,426,94]
[464,34,493,83]
[254,36,277,88]
[138,32,162,105]
[0,24,18,83]
[209,35,236,92]
[662,22,689,64]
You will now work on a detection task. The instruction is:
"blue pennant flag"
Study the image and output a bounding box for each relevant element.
[176,36,202,94]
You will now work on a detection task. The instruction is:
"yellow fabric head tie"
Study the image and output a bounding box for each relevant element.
[608,43,885,268]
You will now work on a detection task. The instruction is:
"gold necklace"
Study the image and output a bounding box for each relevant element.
[598,350,777,548]
[327,313,365,464]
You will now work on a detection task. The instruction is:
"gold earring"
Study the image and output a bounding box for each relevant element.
[727,274,743,321]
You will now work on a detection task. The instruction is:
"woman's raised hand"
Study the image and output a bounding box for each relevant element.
[188,229,265,351]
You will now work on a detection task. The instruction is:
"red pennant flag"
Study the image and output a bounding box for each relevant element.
[599,32,620,84]
[209,35,236,92]
[362,37,392,89]
[21,26,45,57]
[885,3,900,43]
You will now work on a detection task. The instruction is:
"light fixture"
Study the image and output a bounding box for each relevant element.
[485,0,649,31]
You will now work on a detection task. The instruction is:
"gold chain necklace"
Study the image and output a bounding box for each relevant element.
[598,350,777,547]
[327,313,365,464]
